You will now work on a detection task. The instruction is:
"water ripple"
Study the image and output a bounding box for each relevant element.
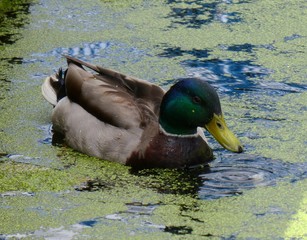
[199,165,274,199]
[198,154,306,200]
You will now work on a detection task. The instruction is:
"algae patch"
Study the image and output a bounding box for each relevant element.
[0,160,77,192]
[236,92,307,163]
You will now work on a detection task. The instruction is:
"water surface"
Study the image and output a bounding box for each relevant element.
[0,0,306,239]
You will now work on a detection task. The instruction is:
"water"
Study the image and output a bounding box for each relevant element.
[199,154,307,200]
[0,0,306,239]
[166,0,243,27]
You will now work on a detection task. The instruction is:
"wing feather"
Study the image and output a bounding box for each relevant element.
[63,56,165,129]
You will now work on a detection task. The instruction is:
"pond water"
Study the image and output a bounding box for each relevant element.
[0,0,306,239]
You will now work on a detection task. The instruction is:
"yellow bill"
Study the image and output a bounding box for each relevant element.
[205,114,243,153]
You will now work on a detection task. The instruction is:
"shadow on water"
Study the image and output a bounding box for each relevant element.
[220,42,276,53]
[129,155,307,200]
[165,0,248,28]
[130,167,203,196]
[0,0,34,98]
[158,44,212,58]
[0,0,33,45]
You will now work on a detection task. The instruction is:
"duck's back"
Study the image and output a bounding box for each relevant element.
[63,56,165,129]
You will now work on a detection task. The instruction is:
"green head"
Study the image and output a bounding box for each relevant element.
[159,78,243,153]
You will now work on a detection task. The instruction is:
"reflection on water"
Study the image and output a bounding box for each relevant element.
[166,0,243,28]
[185,58,271,91]
[185,59,307,95]
[159,45,307,95]
[48,42,110,58]
[27,41,148,68]
[29,41,110,62]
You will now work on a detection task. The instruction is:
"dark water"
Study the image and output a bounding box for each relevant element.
[199,153,307,199]
[159,47,307,96]
[166,0,243,28]
[0,0,33,103]
[0,0,33,45]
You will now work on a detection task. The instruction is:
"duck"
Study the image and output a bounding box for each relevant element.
[42,55,243,169]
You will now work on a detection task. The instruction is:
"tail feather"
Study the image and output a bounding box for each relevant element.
[41,68,66,106]
[42,76,58,106]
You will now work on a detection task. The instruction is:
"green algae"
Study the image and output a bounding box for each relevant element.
[284,191,307,239]
[250,92,307,163]
[153,180,307,239]
[0,160,76,192]
[0,0,36,46]
[1,179,306,239]
[0,0,306,239]
[221,91,307,163]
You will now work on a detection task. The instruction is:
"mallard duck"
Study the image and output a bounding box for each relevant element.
[42,56,243,168]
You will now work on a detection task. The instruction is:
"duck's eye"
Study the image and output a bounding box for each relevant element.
[192,96,202,104]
